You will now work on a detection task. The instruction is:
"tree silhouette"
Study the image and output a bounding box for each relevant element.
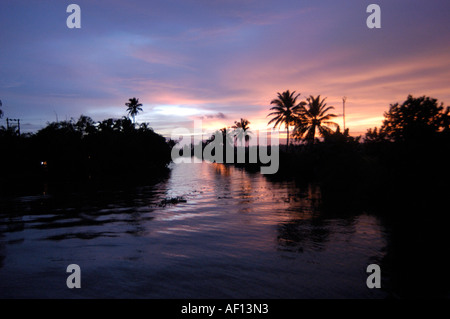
[75,115,96,136]
[232,118,251,147]
[125,97,143,124]
[293,95,338,143]
[220,127,234,147]
[0,100,3,119]
[365,127,388,143]
[374,95,450,142]
[268,90,305,146]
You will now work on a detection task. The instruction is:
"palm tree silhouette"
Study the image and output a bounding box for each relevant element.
[125,97,143,124]
[232,118,251,147]
[0,100,3,119]
[219,127,235,147]
[268,90,305,146]
[293,95,338,143]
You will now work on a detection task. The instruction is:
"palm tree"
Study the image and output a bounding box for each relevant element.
[232,118,251,147]
[125,97,143,124]
[268,90,305,146]
[293,95,339,143]
[0,100,3,119]
[219,127,234,147]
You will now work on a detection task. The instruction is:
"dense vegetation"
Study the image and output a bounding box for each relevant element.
[0,115,172,186]
[199,93,450,218]
[2,94,449,210]
[274,95,450,214]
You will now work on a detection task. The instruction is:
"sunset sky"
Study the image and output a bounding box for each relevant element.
[1,0,450,137]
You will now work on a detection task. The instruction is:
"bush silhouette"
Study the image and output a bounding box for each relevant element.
[0,115,172,185]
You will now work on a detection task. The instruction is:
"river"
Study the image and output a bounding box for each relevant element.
[0,161,389,298]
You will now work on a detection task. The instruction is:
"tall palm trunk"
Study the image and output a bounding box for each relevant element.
[286,124,289,146]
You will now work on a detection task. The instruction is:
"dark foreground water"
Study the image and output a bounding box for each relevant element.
[0,162,390,298]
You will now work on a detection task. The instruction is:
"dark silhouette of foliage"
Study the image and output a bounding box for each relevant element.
[268,90,305,146]
[364,127,387,143]
[263,94,450,228]
[219,127,234,147]
[292,95,338,143]
[0,115,172,185]
[322,126,360,144]
[75,115,96,136]
[125,97,143,124]
[367,95,450,143]
[232,118,251,147]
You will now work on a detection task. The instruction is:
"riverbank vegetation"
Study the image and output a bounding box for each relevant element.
[198,93,450,216]
[282,95,450,217]
[0,115,172,189]
[2,93,449,212]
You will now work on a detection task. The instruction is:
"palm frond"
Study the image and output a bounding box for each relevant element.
[267,114,282,124]
[318,114,337,121]
[319,105,335,117]
[270,117,284,128]
[322,121,339,127]
[269,105,286,112]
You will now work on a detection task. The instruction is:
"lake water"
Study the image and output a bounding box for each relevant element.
[0,161,389,298]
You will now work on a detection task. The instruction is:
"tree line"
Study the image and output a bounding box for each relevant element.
[203,90,340,148]
[198,90,450,216]
[265,92,450,217]
[0,98,171,186]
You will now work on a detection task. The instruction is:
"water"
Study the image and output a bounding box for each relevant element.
[0,162,388,298]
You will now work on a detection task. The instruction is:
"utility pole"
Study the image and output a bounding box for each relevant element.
[2,100,21,136]
[342,96,347,132]
[6,118,21,136]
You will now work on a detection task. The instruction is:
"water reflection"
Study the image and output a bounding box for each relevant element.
[277,218,331,253]
[0,162,388,298]
[0,240,5,269]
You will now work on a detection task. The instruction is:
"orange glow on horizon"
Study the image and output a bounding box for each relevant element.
[129,48,450,139]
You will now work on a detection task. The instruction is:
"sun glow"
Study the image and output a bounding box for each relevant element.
[153,105,207,117]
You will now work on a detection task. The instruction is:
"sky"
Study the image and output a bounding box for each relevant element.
[1,0,450,138]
